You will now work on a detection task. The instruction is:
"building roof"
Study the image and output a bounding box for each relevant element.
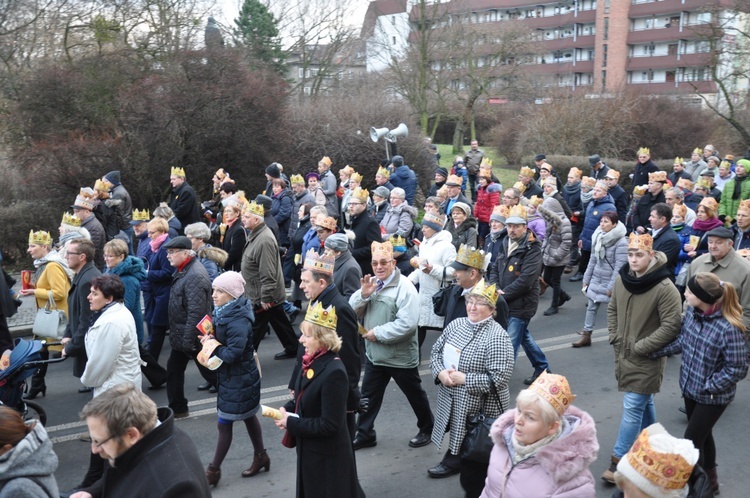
[361,0,408,38]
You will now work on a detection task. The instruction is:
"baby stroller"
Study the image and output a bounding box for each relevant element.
[0,337,65,425]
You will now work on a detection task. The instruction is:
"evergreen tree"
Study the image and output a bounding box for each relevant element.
[233,0,285,74]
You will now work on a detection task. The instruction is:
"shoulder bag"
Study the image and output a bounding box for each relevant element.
[431,268,451,317]
[460,377,503,464]
[32,291,68,340]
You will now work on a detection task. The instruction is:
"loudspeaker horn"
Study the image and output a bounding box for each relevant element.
[370,127,389,142]
[386,123,408,143]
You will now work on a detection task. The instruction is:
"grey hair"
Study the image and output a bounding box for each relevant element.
[667,187,684,201]
[153,203,174,219]
[391,187,406,200]
[184,222,211,242]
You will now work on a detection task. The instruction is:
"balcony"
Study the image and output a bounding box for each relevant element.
[626,51,711,71]
[531,59,595,74]
[627,25,682,44]
[523,9,597,29]
[543,34,595,51]
[629,0,712,18]
[625,80,716,94]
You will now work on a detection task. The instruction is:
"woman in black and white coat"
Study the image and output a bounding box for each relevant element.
[428,280,514,497]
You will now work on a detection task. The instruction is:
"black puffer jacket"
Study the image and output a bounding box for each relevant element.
[488,230,542,320]
[446,217,478,250]
[168,258,212,353]
[213,297,260,419]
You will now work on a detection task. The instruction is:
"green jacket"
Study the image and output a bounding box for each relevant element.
[349,269,420,369]
[241,222,286,305]
[718,176,750,219]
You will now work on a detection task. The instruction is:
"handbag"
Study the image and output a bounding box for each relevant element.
[432,268,451,317]
[460,378,503,464]
[32,291,67,340]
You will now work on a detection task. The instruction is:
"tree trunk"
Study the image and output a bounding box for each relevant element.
[452,92,481,154]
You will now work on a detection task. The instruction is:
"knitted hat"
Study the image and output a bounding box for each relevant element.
[325,233,350,252]
[435,167,449,179]
[391,155,404,167]
[305,172,320,181]
[451,202,472,216]
[373,186,391,199]
[422,212,445,232]
[212,271,246,299]
[104,170,121,185]
[265,163,281,178]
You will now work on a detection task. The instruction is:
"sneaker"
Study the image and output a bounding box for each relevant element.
[601,456,620,484]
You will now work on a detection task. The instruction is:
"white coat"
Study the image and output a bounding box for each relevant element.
[409,229,456,328]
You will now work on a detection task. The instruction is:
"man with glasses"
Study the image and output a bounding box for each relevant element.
[72,382,210,498]
[349,240,433,451]
[502,187,520,208]
[348,187,383,276]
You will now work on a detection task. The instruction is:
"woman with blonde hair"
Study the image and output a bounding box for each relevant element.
[680,197,723,260]
[653,272,748,494]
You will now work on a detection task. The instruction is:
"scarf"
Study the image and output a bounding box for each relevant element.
[732,175,748,200]
[214,299,236,319]
[619,259,673,295]
[580,189,594,206]
[89,301,118,327]
[301,347,328,375]
[671,223,685,234]
[691,217,723,232]
[57,231,86,249]
[562,182,580,199]
[33,251,74,283]
[592,221,627,260]
[150,233,168,253]
[511,422,564,465]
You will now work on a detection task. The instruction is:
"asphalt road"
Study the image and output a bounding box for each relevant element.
[27,278,750,498]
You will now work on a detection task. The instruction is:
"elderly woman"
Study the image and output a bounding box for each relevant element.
[424,196,442,215]
[409,212,456,352]
[220,199,246,272]
[447,202,478,250]
[275,304,360,497]
[337,164,354,199]
[474,173,501,245]
[0,406,59,497]
[429,280,513,496]
[480,373,597,497]
[56,212,91,259]
[380,187,417,239]
[103,239,147,344]
[202,272,267,486]
[370,186,390,224]
[143,217,173,362]
[538,197,572,316]
[271,178,294,249]
[681,197,723,261]
[153,203,181,238]
[19,230,72,399]
[184,222,227,281]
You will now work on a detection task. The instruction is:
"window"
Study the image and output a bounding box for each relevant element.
[604,0,609,14]
[602,44,607,67]
[601,70,606,91]
[298,68,304,78]
[391,16,396,25]
[392,36,396,45]
[303,87,311,95]
[604,18,609,40]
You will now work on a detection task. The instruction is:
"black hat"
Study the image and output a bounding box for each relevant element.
[435,167,449,178]
[534,154,546,162]
[391,155,404,167]
[255,194,272,211]
[700,170,715,177]
[706,227,733,239]
[265,163,281,178]
[588,154,601,166]
[104,170,121,185]
[163,236,192,250]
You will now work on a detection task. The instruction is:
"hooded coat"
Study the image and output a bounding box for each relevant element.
[195,244,227,282]
[389,164,418,205]
[380,202,417,238]
[479,406,598,498]
[488,230,542,320]
[580,194,616,251]
[408,229,456,328]
[538,198,572,268]
[144,238,172,327]
[474,183,502,223]
[0,423,59,498]
[446,216,478,250]
[272,188,294,247]
[106,256,147,344]
[583,223,628,303]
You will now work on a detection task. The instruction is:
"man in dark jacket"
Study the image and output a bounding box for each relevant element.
[73,193,106,270]
[80,383,211,498]
[442,174,472,217]
[103,170,133,252]
[589,154,610,180]
[428,167,448,197]
[731,199,750,250]
[325,233,362,299]
[634,172,668,232]
[164,236,215,418]
[348,193,383,276]
[168,167,201,233]
[62,239,102,382]
[388,155,418,206]
[517,166,543,199]
[487,206,551,384]
[632,148,659,191]
[603,169,629,223]
[649,203,680,280]
[463,140,486,201]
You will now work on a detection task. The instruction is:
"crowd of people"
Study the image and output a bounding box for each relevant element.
[2,142,749,498]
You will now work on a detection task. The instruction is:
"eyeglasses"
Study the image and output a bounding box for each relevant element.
[66,252,82,256]
[371,260,392,267]
[349,202,364,206]
[466,300,491,309]
[92,435,116,448]
[166,249,185,255]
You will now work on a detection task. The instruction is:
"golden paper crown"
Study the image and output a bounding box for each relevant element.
[132,208,150,221]
[581,176,596,188]
[692,147,703,156]
[244,200,264,217]
[94,179,109,192]
[672,204,687,218]
[633,185,648,196]
[214,168,227,180]
[676,179,694,191]
[674,157,684,165]
[290,174,305,185]
[303,248,335,275]
[314,214,337,231]
[719,160,730,170]
[319,156,332,168]
[542,176,557,187]
[480,157,493,168]
[519,166,535,178]
[350,172,363,183]
[695,178,712,190]
[512,181,526,194]
[377,165,391,178]
[304,302,337,330]
[170,166,186,177]
[351,187,369,203]
[469,278,499,304]
[649,171,667,183]
[737,199,750,214]
[456,244,485,269]
[340,165,354,176]
[391,235,407,249]
[638,147,651,156]
[569,167,582,178]
[371,240,394,260]
[478,169,492,179]
[446,174,463,187]
[528,371,576,416]
[61,212,81,227]
[72,194,95,211]
[605,169,620,180]
[528,195,543,207]
[625,426,695,491]
[29,230,53,246]
[628,233,653,251]
[699,196,718,213]
[492,205,510,219]
[507,204,527,222]
[595,180,609,191]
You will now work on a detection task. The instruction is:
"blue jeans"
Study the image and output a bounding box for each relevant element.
[506,316,550,374]
[613,392,656,458]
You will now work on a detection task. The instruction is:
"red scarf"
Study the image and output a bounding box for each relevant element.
[301,347,328,375]
[150,233,168,253]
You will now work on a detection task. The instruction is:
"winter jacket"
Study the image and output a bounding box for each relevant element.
[332,250,362,300]
[135,231,151,261]
[656,306,748,406]
[730,222,750,251]
[106,256,147,344]
[221,219,246,272]
[168,181,201,230]
[212,297,260,420]
[389,164,418,205]
[607,252,682,394]
[349,211,383,276]
[652,225,681,279]
[521,181,543,199]
[634,190,667,230]
[195,244,226,282]
[583,226,628,304]
[408,230,456,328]
[380,202,417,238]
[167,217,181,239]
[271,188,293,247]
[580,194,616,251]
[289,189,315,241]
[144,239,172,327]
[608,184,629,223]
[81,302,142,396]
[63,262,101,377]
[673,223,692,277]
[484,228,506,267]
[474,183,501,223]
[30,259,70,318]
[539,199,572,267]
[81,214,106,269]
[561,182,582,215]
[0,423,59,498]
[430,317,513,454]
[527,213,546,242]
[718,175,750,219]
[480,406,598,498]
[687,159,708,180]
[464,148,486,175]
[632,159,659,189]
[488,230,542,320]
[370,200,388,224]
[680,219,723,261]
[349,269,420,368]
[319,169,339,218]
[242,222,286,306]
[446,217,479,251]
[168,258,212,354]
[110,182,133,228]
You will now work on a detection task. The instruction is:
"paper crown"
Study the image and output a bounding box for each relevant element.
[638,147,651,156]
[528,371,576,416]
[480,157,493,168]
[319,156,332,168]
[72,194,95,211]
[620,424,697,493]
[649,171,667,183]
[455,244,485,269]
[314,214,337,231]
[469,278,499,304]
[170,166,186,177]
[93,179,109,192]
[340,165,354,176]
[61,212,81,227]
[29,230,52,246]
[391,235,407,251]
[512,181,526,194]
[692,147,702,156]
[569,167,582,178]
[672,204,687,218]
[542,176,557,187]
[290,174,305,185]
[376,165,391,178]
[581,176,596,188]
[371,240,394,260]
[719,160,730,170]
[737,199,750,214]
[351,187,369,203]
[244,200,264,217]
[595,180,609,191]
[214,168,227,180]
[507,205,527,223]
[492,205,510,219]
[304,302,337,330]
[132,208,150,221]
[676,178,694,191]
[422,211,445,227]
[695,178,712,190]
[605,169,621,180]
[674,157,684,165]
[628,233,653,251]
[478,169,492,179]
[445,174,463,187]
[350,172,363,183]
[528,195,543,207]
[519,166,535,178]
[303,248,335,275]
[633,185,648,196]
[699,196,718,212]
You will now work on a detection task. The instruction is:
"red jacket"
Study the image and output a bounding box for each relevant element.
[474,183,501,223]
